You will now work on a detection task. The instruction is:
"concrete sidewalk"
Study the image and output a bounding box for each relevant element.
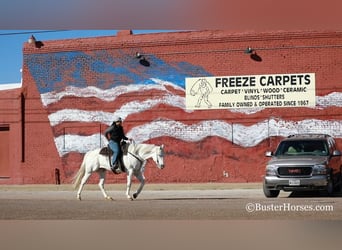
[0,182,262,191]
[0,182,264,200]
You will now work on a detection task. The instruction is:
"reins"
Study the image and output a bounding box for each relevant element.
[128,151,144,164]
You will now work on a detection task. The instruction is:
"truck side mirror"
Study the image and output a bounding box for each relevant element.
[332,150,341,157]
[265,151,273,157]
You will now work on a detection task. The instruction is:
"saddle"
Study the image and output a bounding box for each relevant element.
[99,142,129,174]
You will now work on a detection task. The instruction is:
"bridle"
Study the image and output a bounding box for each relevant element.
[155,146,164,168]
[128,146,164,168]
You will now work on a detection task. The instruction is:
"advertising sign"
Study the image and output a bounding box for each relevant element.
[185,73,315,110]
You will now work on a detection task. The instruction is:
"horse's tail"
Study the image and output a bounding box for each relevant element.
[72,154,87,190]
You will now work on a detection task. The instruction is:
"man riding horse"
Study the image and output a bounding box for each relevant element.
[104,116,131,173]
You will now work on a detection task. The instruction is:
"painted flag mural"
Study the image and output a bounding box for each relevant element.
[25,49,342,183]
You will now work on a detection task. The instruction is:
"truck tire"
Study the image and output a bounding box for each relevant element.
[338,167,342,193]
[263,181,280,198]
[326,175,334,196]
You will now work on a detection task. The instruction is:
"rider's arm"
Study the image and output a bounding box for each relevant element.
[104,125,113,140]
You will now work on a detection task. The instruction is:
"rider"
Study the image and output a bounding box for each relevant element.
[104,116,130,172]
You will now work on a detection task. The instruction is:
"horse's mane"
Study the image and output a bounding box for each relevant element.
[130,143,156,155]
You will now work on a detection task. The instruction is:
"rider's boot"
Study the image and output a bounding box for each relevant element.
[112,160,123,174]
[111,160,119,173]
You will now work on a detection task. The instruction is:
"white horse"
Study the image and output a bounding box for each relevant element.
[72,143,165,200]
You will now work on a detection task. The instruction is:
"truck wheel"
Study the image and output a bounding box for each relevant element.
[263,181,280,198]
[333,170,342,193]
[326,176,334,196]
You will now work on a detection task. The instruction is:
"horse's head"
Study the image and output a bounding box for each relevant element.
[153,144,165,169]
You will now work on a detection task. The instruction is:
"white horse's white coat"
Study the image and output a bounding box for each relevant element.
[72,143,165,200]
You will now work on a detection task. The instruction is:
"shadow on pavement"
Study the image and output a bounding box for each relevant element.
[288,190,342,198]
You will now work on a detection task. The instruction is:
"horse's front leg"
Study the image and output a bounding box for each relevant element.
[126,169,134,200]
[98,169,113,200]
[132,172,145,199]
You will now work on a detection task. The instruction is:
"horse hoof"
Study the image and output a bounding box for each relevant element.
[106,196,114,201]
[77,195,82,201]
[133,193,138,199]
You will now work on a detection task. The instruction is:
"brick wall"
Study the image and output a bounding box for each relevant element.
[1,30,340,184]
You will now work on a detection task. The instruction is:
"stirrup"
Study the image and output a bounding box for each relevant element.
[111,162,122,174]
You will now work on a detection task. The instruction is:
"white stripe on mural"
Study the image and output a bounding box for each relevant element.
[41,77,342,115]
[48,94,188,126]
[316,92,342,108]
[41,78,184,106]
[47,92,342,127]
[54,118,342,156]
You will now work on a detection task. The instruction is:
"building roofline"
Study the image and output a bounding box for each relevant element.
[0,82,22,91]
[23,30,342,55]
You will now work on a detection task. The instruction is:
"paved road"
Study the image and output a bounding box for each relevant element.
[1,183,342,250]
[0,183,341,220]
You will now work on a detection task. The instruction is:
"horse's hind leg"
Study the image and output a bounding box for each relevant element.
[98,169,113,200]
[133,172,145,199]
[77,172,91,201]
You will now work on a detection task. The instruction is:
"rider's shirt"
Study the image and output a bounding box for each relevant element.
[104,123,128,143]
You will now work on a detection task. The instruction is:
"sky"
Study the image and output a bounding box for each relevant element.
[0,30,176,85]
[1,1,342,85]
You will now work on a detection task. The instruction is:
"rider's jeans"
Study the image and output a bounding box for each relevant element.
[108,140,119,165]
